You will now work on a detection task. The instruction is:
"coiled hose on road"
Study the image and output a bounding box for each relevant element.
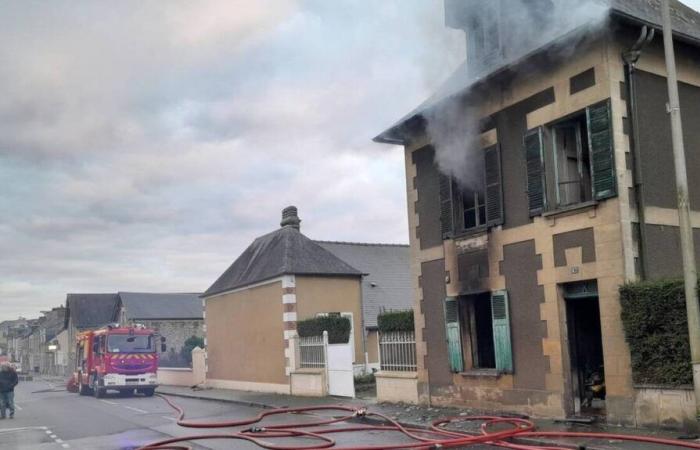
[137,394,700,450]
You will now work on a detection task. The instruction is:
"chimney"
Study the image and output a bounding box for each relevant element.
[280,206,301,230]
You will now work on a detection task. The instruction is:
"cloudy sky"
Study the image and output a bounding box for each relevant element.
[0,1,465,321]
[3,0,700,322]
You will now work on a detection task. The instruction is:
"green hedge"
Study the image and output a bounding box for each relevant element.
[297,316,351,344]
[377,309,414,333]
[619,278,692,386]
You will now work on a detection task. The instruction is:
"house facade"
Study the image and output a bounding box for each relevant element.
[118,292,203,367]
[375,0,700,427]
[202,207,364,394]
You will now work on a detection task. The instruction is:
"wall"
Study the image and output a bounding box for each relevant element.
[133,319,203,367]
[403,35,635,421]
[634,387,697,431]
[205,280,288,390]
[366,330,379,366]
[290,369,327,397]
[376,371,419,404]
[295,276,364,364]
[158,347,206,387]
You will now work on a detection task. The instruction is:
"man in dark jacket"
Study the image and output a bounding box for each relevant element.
[0,362,19,419]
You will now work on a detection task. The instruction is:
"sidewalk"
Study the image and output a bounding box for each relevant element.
[157,384,700,449]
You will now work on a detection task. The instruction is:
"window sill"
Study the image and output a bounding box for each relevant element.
[460,368,501,378]
[452,226,488,240]
[542,201,597,219]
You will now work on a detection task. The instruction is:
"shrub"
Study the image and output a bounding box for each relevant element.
[180,335,205,366]
[377,309,414,333]
[297,316,351,344]
[619,278,692,386]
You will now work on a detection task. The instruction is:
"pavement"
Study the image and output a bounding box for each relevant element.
[158,383,700,450]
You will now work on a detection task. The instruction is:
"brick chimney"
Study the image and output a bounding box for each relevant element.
[280,206,301,230]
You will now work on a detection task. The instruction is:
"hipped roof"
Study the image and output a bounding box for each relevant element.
[203,226,363,297]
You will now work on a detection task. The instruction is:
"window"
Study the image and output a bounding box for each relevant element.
[444,291,512,374]
[107,335,155,353]
[553,115,592,207]
[460,171,486,230]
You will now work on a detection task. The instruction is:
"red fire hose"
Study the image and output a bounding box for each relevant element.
[137,394,700,450]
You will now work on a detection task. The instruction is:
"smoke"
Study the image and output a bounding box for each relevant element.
[425,0,611,188]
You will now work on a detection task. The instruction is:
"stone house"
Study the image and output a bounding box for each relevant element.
[317,241,412,371]
[374,0,700,428]
[118,292,203,367]
[202,207,365,394]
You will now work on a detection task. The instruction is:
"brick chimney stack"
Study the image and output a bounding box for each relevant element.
[280,206,301,230]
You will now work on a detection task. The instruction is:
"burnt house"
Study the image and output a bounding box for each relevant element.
[375,0,700,427]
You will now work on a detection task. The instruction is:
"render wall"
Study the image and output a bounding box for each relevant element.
[404,35,636,422]
[295,276,364,364]
[205,281,287,388]
[129,319,203,367]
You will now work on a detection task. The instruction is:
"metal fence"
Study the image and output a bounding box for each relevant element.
[297,334,326,369]
[379,331,417,372]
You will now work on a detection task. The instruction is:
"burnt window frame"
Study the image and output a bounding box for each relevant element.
[551,114,593,208]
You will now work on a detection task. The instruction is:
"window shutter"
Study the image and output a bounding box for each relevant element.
[444,297,463,373]
[524,127,546,216]
[587,100,616,200]
[439,173,455,238]
[484,144,504,226]
[491,290,513,373]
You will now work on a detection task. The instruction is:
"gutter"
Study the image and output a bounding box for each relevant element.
[622,25,655,280]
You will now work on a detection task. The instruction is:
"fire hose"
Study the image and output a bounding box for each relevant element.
[137,394,700,450]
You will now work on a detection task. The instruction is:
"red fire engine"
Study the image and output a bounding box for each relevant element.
[69,323,165,398]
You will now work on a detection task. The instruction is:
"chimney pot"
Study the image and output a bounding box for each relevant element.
[280,206,301,230]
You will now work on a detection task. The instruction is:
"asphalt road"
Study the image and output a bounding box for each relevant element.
[0,378,499,450]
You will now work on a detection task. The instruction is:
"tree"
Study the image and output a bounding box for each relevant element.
[180,335,205,366]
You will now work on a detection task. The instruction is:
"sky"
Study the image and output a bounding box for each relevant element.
[0,1,465,321]
[2,0,700,323]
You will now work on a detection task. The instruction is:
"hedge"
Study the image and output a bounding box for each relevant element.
[297,316,351,344]
[377,309,414,333]
[619,278,692,386]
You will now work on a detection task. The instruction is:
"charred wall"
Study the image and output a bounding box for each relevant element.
[413,146,443,249]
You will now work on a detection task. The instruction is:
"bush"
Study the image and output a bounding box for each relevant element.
[619,278,692,386]
[377,309,414,333]
[297,316,351,344]
[180,335,205,366]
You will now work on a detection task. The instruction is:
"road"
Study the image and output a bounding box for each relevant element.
[0,378,498,450]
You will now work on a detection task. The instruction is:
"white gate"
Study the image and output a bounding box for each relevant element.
[326,341,355,398]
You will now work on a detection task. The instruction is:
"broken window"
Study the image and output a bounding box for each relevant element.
[460,180,486,230]
[553,115,592,207]
[444,291,512,374]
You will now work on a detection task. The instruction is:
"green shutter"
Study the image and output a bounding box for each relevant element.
[524,127,546,216]
[491,290,513,373]
[586,100,616,200]
[444,297,463,373]
[439,173,455,238]
[484,144,504,226]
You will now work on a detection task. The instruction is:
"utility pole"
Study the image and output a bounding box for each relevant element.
[661,0,700,416]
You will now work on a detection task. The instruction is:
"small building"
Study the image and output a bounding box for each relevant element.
[118,292,203,367]
[202,207,364,394]
[317,241,412,370]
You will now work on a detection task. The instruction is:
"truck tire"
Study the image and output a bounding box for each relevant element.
[140,388,155,397]
[94,386,104,398]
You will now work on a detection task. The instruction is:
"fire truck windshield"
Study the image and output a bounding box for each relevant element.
[107,335,155,353]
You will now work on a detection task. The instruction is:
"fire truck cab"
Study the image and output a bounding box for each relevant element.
[73,324,165,398]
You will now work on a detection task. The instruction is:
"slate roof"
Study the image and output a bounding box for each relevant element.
[375,0,700,144]
[119,292,203,320]
[203,225,363,297]
[65,294,120,330]
[317,241,412,329]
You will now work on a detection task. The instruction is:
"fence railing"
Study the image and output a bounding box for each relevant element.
[379,331,417,372]
[297,334,326,369]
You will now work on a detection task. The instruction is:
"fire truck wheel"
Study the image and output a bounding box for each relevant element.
[140,388,155,397]
[94,386,104,398]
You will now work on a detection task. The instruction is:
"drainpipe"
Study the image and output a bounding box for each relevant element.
[622,25,655,280]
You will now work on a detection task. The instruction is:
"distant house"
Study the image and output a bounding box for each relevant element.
[317,241,411,370]
[118,292,203,367]
[202,207,364,394]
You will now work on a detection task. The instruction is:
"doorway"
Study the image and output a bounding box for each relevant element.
[564,280,605,416]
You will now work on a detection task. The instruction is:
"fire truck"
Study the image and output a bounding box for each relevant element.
[70,324,165,398]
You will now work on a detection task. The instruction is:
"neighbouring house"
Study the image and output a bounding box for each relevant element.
[118,292,203,367]
[374,0,700,428]
[0,318,28,357]
[202,206,364,394]
[65,293,121,374]
[317,241,412,371]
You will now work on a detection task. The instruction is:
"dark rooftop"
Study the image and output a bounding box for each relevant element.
[65,293,120,330]
[119,292,203,320]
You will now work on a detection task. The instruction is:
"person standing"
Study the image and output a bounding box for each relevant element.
[0,363,19,419]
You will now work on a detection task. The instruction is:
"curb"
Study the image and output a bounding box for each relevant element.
[157,388,601,449]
